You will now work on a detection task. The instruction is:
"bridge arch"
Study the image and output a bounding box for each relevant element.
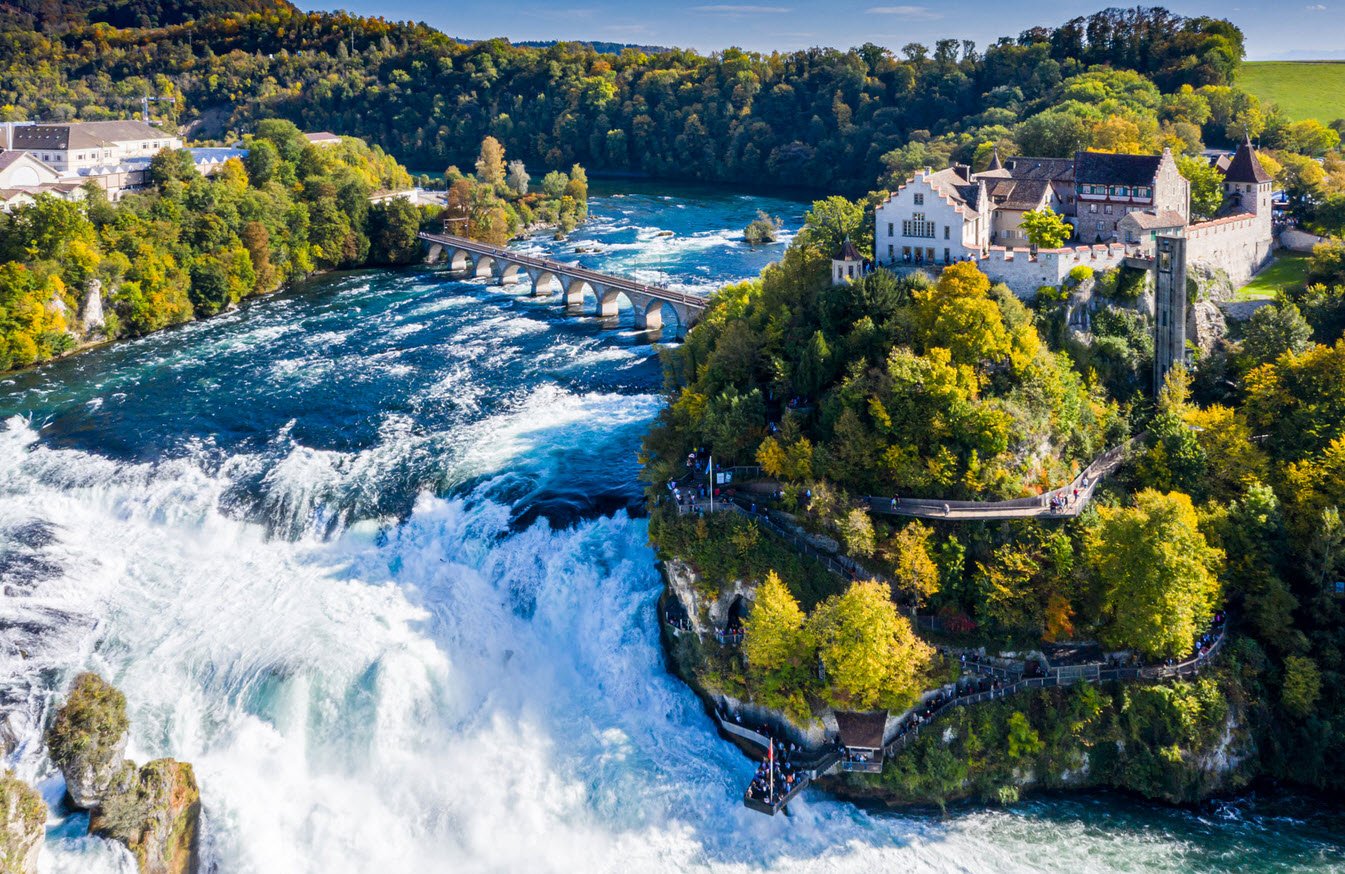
[471,254,496,279]
[564,278,599,311]
[440,247,470,273]
[525,269,561,296]
[598,287,634,319]
[639,299,682,334]
[499,261,526,285]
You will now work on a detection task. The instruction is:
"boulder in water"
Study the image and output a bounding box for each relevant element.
[91,759,201,874]
[45,672,129,809]
[0,772,44,874]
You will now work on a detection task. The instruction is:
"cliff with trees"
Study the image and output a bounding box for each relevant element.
[646,191,1345,804]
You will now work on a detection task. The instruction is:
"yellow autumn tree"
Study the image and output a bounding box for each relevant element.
[809,580,932,711]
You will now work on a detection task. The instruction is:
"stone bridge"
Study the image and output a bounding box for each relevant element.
[419,231,707,336]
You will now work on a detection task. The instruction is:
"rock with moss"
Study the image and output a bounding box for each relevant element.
[0,771,45,874]
[91,759,200,874]
[45,673,129,809]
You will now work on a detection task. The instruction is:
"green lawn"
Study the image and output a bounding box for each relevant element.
[1239,62,1345,122]
[1236,253,1311,300]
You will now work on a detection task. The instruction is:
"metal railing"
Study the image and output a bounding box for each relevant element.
[861,432,1146,521]
[882,624,1226,757]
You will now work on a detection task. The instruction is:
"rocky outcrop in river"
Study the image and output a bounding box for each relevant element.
[0,772,44,874]
[46,673,201,874]
[46,672,129,809]
[91,759,200,874]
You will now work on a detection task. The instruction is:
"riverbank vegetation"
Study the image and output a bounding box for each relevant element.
[444,136,589,244]
[0,119,421,371]
[645,185,1345,799]
[836,666,1255,808]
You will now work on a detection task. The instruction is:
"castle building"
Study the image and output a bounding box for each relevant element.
[873,140,1275,298]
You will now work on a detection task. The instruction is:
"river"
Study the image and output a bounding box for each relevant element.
[0,182,1341,873]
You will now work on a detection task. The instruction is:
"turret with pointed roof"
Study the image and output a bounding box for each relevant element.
[986,147,1003,172]
[1224,136,1272,185]
[832,237,864,285]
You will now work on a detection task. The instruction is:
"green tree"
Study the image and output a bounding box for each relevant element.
[541,170,568,198]
[1281,655,1321,718]
[744,210,782,245]
[1240,302,1313,366]
[1020,206,1073,249]
[798,196,868,259]
[810,580,933,710]
[1006,711,1044,759]
[148,148,198,187]
[242,138,280,187]
[1177,155,1225,221]
[1088,489,1224,660]
[368,198,422,265]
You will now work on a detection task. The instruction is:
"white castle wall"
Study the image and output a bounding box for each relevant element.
[1185,212,1273,289]
[975,244,1135,297]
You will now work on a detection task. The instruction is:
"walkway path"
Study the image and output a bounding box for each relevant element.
[865,434,1142,520]
[714,620,1226,815]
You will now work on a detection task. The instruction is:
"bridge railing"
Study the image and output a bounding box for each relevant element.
[420,232,708,309]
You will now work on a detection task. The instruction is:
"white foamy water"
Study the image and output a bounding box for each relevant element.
[6,415,1338,874]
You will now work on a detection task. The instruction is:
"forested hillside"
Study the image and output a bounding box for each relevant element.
[0,5,1275,194]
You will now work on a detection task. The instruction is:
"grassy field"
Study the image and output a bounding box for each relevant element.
[1236,252,1311,300]
[1239,62,1345,122]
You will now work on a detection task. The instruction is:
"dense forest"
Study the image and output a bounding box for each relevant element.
[645,196,1345,797]
[0,3,1313,195]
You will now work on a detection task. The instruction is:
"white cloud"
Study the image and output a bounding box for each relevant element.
[1306,3,1327,9]
[866,5,942,19]
[692,4,792,13]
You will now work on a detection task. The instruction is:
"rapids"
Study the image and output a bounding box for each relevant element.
[0,183,1341,873]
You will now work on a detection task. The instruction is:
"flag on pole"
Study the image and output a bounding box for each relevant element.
[767,737,774,800]
[708,455,714,512]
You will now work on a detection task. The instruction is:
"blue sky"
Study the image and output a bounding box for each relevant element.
[297,1,1345,60]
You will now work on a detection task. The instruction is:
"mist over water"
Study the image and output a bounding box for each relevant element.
[1,186,1341,873]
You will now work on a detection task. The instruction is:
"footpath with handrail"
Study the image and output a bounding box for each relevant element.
[709,619,1227,815]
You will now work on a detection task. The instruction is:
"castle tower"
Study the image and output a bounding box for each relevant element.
[1153,234,1188,396]
[832,238,864,285]
[1223,136,1274,261]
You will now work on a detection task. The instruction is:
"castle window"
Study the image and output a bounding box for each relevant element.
[1110,186,1128,197]
[902,213,936,238]
[913,193,924,205]
[943,225,950,239]
[888,222,894,237]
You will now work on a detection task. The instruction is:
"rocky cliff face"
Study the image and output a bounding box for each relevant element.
[0,772,44,874]
[91,759,201,874]
[45,673,129,809]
